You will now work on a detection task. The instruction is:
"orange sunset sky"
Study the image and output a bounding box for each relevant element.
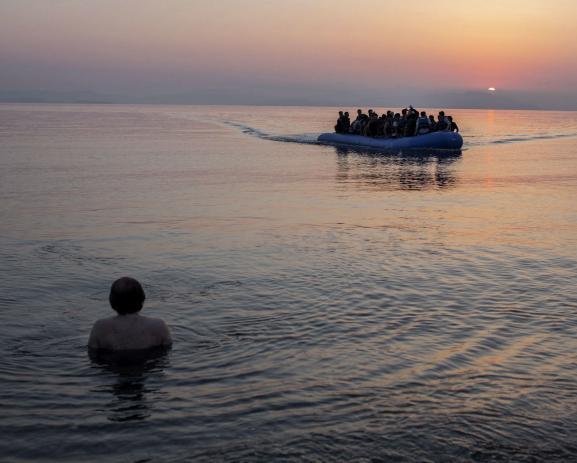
[1,0,576,108]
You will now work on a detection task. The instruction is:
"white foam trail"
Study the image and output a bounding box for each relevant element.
[224,121,322,145]
[465,132,577,147]
[224,119,577,149]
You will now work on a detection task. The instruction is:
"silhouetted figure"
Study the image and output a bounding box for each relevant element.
[334,111,345,133]
[376,113,386,136]
[351,109,368,134]
[384,111,394,137]
[342,111,351,132]
[447,116,459,132]
[415,111,431,135]
[392,113,402,138]
[397,108,408,137]
[436,111,449,131]
[404,106,418,137]
[365,111,380,136]
[88,277,172,351]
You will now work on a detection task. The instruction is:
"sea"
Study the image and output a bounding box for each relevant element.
[1,103,577,462]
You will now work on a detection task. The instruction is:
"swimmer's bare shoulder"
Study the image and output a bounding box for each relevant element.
[88,317,111,350]
[145,315,173,347]
[88,314,172,350]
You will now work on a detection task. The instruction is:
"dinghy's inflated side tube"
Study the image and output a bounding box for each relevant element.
[317,131,463,150]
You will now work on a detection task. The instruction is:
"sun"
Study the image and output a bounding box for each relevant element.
[488,87,496,92]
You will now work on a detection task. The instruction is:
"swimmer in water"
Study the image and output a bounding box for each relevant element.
[88,277,172,351]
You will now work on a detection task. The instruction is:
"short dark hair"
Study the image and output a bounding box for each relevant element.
[109,277,146,315]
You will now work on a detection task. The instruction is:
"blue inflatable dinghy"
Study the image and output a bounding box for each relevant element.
[317,131,463,151]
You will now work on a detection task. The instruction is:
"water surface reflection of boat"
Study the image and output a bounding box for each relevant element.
[335,146,460,191]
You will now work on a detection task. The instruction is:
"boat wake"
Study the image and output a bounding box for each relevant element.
[224,121,321,146]
[464,131,577,147]
[224,120,577,150]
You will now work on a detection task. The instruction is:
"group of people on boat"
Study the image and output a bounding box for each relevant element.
[334,107,459,138]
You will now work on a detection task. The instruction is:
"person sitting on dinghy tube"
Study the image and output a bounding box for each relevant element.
[436,111,449,131]
[404,106,419,137]
[335,111,351,133]
[350,109,366,134]
[335,111,345,133]
[342,112,350,133]
[447,116,459,133]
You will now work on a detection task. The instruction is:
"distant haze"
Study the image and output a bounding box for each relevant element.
[1,0,577,109]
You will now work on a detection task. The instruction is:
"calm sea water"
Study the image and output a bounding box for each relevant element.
[1,104,577,462]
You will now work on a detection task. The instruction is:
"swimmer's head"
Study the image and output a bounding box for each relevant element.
[109,277,146,315]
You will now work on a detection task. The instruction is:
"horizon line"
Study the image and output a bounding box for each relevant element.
[2,100,577,112]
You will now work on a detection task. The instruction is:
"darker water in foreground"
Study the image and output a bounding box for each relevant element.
[1,104,577,462]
